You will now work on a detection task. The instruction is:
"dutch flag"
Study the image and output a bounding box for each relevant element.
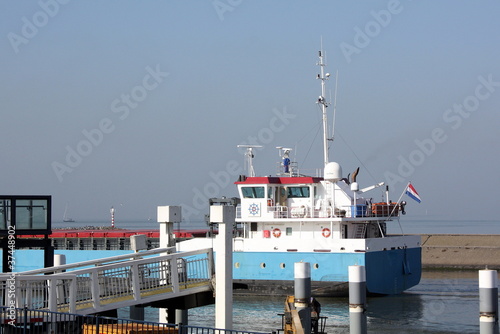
[406,183,421,203]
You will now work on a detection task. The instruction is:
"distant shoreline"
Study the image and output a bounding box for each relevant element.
[416,234,500,270]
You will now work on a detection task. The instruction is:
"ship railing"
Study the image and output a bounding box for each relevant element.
[275,162,323,177]
[236,202,400,220]
[260,203,400,219]
[0,248,213,315]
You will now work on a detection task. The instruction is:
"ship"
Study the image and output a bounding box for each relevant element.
[176,50,422,296]
[11,50,421,295]
[63,204,75,223]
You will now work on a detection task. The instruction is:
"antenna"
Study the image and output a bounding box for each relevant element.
[331,70,338,143]
[316,48,330,166]
[237,145,262,177]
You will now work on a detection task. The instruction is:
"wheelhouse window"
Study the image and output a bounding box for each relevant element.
[287,186,310,198]
[241,186,265,198]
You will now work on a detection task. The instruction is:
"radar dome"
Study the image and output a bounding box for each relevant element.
[324,162,342,181]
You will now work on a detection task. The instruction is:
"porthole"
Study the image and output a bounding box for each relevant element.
[313,263,319,269]
[234,262,240,269]
[280,263,286,269]
[260,263,266,269]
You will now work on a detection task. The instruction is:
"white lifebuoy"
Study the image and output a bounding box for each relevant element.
[322,228,331,238]
[273,228,281,238]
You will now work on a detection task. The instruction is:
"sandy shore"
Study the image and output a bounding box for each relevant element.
[418,234,500,269]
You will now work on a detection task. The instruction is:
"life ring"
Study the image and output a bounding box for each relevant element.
[273,228,281,238]
[322,228,331,238]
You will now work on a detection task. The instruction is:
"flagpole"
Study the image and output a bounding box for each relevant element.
[386,182,411,236]
[389,182,410,215]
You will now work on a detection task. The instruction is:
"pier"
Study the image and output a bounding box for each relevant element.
[0,247,214,316]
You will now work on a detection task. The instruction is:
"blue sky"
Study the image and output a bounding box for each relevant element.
[1,1,500,226]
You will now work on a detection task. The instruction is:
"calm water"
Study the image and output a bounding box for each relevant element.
[115,269,496,333]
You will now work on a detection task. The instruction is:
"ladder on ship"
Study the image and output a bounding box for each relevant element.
[354,224,367,238]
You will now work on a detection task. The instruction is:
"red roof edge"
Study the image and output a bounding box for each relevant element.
[235,176,323,184]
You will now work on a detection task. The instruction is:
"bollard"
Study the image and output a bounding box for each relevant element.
[294,262,311,334]
[479,269,499,334]
[349,265,367,334]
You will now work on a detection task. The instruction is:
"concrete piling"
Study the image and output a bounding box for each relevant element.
[157,206,182,325]
[479,269,499,334]
[294,262,312,334]
[211,204,235,330]
[349,265,367,334]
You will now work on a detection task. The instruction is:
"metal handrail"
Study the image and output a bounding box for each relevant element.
[14,247,175,275]
[0,248,213,315]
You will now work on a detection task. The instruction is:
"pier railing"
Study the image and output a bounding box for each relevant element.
[0,248,214,315]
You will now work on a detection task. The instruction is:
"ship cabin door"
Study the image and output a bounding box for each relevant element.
[278,186,287,207]
[341,224,348,239]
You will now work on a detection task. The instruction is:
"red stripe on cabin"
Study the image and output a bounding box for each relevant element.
[235,177,323,184]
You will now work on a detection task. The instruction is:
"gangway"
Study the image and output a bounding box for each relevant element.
[0,248,214,315]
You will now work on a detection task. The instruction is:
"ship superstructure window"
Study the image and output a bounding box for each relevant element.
[242,187,265,198]
[287,186,310,198]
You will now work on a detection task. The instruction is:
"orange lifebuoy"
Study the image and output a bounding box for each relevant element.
[322,228,331,238]
[273,228,281,238]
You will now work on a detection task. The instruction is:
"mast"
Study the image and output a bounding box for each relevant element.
[237,145,262,177]
[317,50,330,166]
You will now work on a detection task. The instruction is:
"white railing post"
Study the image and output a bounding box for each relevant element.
[90,270,101,311]
[48,277,57,312]
[15,277,22,309]
[69,276,77,314]
[130,263,142,302]
[25,279,32,308]
[170,256,180,293]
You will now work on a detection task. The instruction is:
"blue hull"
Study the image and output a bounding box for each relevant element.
[231,247,421,296]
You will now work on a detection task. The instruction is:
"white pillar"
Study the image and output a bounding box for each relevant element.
[53,254,66,268]
[349,265,367,334]
[294,262,311,334]
[211,205,235,330]
[479,269,499,334]
[157,206,181,324]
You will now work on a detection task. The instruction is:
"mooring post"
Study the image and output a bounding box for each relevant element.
[479,269,499,334]
[294,262,311,334]
[349,265,367,334]
[212,204,235,330]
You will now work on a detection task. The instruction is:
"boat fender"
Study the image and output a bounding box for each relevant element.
[322,228,331,238]
[273,228,281,238]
